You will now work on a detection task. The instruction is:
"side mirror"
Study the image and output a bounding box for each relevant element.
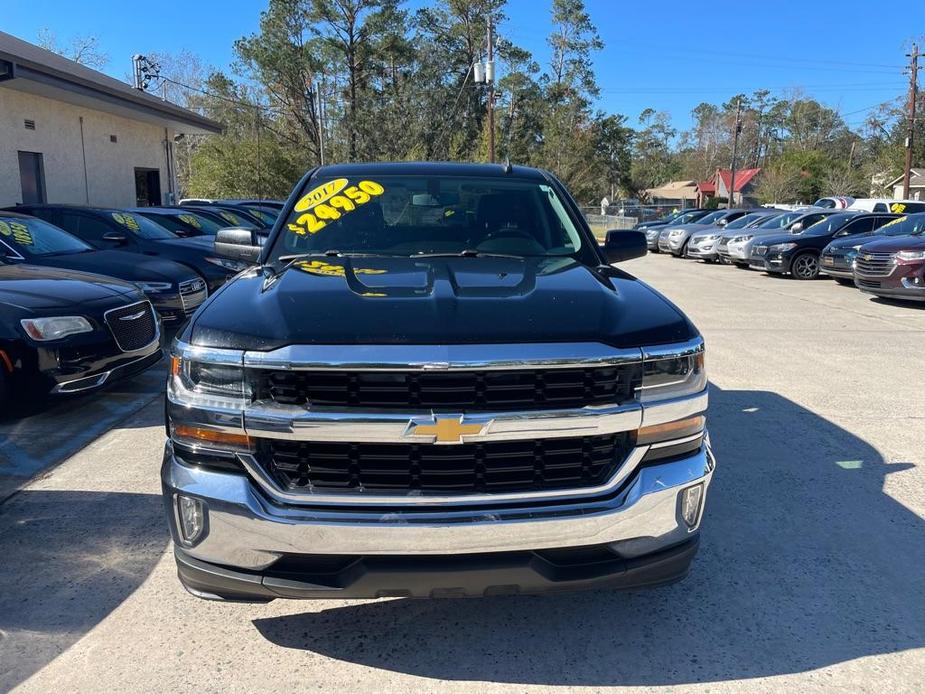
[790,222,804,233]
[102,231,126,244]
[601,230,647,264]
[214,226,262,263]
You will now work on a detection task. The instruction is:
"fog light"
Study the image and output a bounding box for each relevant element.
[680,484,704,529]
[176,495,206,545]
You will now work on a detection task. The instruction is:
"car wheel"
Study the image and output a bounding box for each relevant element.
[679,240,689,257]
[791,252,820,280]
[834,277,854,286]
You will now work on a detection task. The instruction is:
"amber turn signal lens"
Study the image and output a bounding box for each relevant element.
[169,355,182,376]
[637,415,705,445]
[172,424,250,448]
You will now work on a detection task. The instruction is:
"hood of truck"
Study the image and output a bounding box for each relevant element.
[188,256,696,350]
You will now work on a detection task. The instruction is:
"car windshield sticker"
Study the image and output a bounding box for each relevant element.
[881,216,905,228]
[0,220,35,246]
[294,260,387,277]
[179,214,202,229]
[890,203,907,213]
[112,212,141,232]
[288,180,385,236]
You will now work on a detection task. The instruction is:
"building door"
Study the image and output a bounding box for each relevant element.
[134,168,162,206]
[18,151,46,204]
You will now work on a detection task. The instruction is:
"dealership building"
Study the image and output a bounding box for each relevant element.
[0,31,221,209]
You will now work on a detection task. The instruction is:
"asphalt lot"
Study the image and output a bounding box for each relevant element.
[1,254,924,693]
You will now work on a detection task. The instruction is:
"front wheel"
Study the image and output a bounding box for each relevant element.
[791,252,820,280]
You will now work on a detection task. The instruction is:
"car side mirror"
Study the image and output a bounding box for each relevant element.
[215,226,262,263]
[790,222,804,233]
[601,230,647,264]
[102,231,127,244]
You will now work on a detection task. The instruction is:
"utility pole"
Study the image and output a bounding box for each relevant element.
[487,15,495,163]
[728,98,742,208]
[903,43,919,200]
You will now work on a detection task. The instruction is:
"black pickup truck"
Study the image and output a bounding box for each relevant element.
[161,162,714,601]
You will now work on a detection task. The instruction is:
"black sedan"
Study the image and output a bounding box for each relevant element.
[5,205,251,294]
[748,212,898,280]
[181,204,268,229]
[0,263,162,409]
[0,212,207,325]
[131,207,230,238]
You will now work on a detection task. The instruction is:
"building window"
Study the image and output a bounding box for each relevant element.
[134,168,162,206]
[110,134,118,143]
[18,151,46,204]
[24,119,36,130]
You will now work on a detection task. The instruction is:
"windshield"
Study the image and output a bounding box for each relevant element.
[109,211,176,240]
[272,175,585,261]
[241,206,278,225]
[695,211,725,225]
[142,212,225,236]
[724,212,765,230]
[0,216,92,257]
[803,213,857,236]
[673,210,708,224]
[875,213,925,237]
[757,212,802,229]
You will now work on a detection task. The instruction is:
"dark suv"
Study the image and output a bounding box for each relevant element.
[854,213,925,301]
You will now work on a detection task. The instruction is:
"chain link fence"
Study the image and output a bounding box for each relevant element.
[580,202,689,239]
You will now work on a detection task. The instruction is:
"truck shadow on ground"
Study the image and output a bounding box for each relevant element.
[253,384,924,686]
[0,490,167,690]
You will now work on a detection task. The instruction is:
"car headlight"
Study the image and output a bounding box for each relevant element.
[732,235,753,244]
[896,250,925,262]
[20,316,94,341]
[168,341,253,451]
[204,256,250,272]
[638,341,706,403]
[668,229,684,237]
[135,281,174,294]
[700,235,719,242]
[769,243,797,252]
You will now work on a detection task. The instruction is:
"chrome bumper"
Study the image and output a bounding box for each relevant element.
[161,435,715,571]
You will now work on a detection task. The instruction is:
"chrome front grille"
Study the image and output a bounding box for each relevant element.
[855,252,895,277]
[104,301,158,352]
[253,364,643,411]
[259,433,634,495]
[179,278,208,314]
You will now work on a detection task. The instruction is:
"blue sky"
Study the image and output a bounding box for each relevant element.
[5,0,923,131]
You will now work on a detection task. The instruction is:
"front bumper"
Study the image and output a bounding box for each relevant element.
[856,262,925,300]
[686,241,718,259]
[161,437,715,600]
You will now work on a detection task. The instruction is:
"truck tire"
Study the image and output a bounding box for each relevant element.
[791,252,820,280]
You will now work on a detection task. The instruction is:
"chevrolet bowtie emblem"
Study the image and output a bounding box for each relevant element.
[406,416,487,444]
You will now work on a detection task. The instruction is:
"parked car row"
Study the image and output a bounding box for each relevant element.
[0,199,282,411]
[644,200,925,303]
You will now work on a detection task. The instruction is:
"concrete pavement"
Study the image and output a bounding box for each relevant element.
[1,254,923,693]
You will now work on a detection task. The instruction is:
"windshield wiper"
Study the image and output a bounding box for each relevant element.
[412,249,526,259]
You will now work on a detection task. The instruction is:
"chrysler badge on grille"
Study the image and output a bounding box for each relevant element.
[118,310,146,321]
[405,416,487,444]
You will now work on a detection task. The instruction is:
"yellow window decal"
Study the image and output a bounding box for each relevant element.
[9,221,34,246]
[288,179,385,236]
[179,214,202,229]
[294,178,349,212]
[890,203,907,214]
[112,212,141,232]
[881,216,905,227]
[294,260,387,277]
[0,221,10,237]
[220,211,241,224]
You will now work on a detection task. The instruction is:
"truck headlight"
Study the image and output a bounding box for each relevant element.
[20,316,93,341]
[167,341,252,451]
[638,344,706,403]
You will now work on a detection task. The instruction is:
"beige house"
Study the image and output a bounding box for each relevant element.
[886,169,925,201]
[0,31,221,209]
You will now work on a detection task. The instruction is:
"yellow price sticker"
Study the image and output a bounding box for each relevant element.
[112,212,141,232]
[288,180,385,236]
[179,214,202,229]
[294,260,387,277]
[0,221,10,237]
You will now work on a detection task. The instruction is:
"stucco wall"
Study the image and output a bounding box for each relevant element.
[0,86,176,208]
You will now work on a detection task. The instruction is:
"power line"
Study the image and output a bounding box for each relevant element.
[432,65,474,153]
